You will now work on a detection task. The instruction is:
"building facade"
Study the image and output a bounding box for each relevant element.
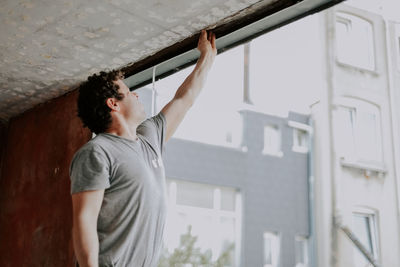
[134,1,400,266]
[137,86,312,267]
[312,1,400,267]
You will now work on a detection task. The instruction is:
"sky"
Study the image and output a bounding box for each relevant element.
[147,12,325,146]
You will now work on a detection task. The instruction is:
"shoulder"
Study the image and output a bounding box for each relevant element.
[70,138,109,165]
[138,112,166,132]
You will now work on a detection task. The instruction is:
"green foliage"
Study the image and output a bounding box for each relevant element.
[158,225,235,267]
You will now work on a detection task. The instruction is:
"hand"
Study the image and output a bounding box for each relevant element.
[197,30,217,59]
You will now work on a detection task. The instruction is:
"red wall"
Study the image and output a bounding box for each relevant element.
[0,90,91,266]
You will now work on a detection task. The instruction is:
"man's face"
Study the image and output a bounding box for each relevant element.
[114,79,146,124]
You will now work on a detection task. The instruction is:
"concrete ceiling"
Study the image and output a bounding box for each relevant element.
[1,0,336,123]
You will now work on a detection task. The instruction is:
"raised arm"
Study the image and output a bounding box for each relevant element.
[161,30,217,142]
[72,190,104,267]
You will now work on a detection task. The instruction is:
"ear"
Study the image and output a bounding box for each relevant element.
[106,97,120,111]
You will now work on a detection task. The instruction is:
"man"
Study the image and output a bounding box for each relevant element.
[69,30,216,267]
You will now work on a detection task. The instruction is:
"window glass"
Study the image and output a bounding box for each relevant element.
[336,106,357,160]
[221,187,236,211]
[356,111,379,162]
[293,128,309,153]
[263,232,281,267]
[336,101,382,163]
[176,180,214,209]
[295,236,309,267]
[352,212,379,267]
[336,13,375,70]
[263,125,281,155]
[162,179,240,266]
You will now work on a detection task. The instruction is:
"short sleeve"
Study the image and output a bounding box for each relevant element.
[137,112,166,154]
[69,148,111,194]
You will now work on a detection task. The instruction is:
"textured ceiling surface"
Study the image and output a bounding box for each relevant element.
[0,0,275,122]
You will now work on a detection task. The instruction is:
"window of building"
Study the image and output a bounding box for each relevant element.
[263,125,283,156]
[263,232,281,267]
[163,179,241,266]
[335,12,375,70]
[335,99,383,165]
[295,236,309,267]
[352,210,380,267]
[293,128,309,153]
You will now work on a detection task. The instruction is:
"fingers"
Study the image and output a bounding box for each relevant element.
[210,32,216,49]
[198,30,217,52]
[201,29,207,41]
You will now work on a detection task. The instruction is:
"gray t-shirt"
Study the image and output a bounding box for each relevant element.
[70,112,167,267]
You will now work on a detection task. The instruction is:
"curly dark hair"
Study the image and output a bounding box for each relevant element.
[77,70,125,134]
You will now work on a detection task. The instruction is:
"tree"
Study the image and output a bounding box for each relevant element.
[158,225,235,267]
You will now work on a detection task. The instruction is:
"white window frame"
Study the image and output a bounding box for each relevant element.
[294,235,309,267]
[263,231,281,267]
[166,179,242,267]
[335,98,385,172]
[335,12,375,71]
[351,207,380,267]
[262,124,283,157]
[288,121,312,154]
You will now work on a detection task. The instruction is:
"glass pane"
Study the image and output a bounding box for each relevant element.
[353,213,376,267]
[264,238,272,264]
[163,180,240,266]
[176,180,214,209]
[336,13,375,70]
[221,187,236,211]
[356,111,379,161]
[336,107,356,159]
[295,236,308,267]
[353,214,374,253]
[336,20,351,63]
[264,125,280,154]
[294,129,308,148]
[263,232,280,267]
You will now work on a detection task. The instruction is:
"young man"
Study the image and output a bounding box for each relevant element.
[69,30,216,267]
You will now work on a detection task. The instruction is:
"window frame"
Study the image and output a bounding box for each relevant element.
[263,231,281,267]
[165,179,242,266]
[334,97,385,172]
[335,12,376,72]
[295,235,310,267]
[289,121,312,154]
[262,124,283,157]
[351,207,380,267]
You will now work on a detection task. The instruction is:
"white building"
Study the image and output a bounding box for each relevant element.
[312,1,400,267]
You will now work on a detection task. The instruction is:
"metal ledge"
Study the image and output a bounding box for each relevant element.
[340,158,387,174]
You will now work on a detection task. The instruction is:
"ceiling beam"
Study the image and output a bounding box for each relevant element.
[122,0,344,90]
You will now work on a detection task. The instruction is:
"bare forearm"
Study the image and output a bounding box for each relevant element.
[174,52,214,106]
[72,222,99,267]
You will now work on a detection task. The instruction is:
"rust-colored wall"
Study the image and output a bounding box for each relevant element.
[0,90,91,267]
[0,121,8,182]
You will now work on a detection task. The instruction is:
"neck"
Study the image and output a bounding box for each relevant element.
[105,119,139,142]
